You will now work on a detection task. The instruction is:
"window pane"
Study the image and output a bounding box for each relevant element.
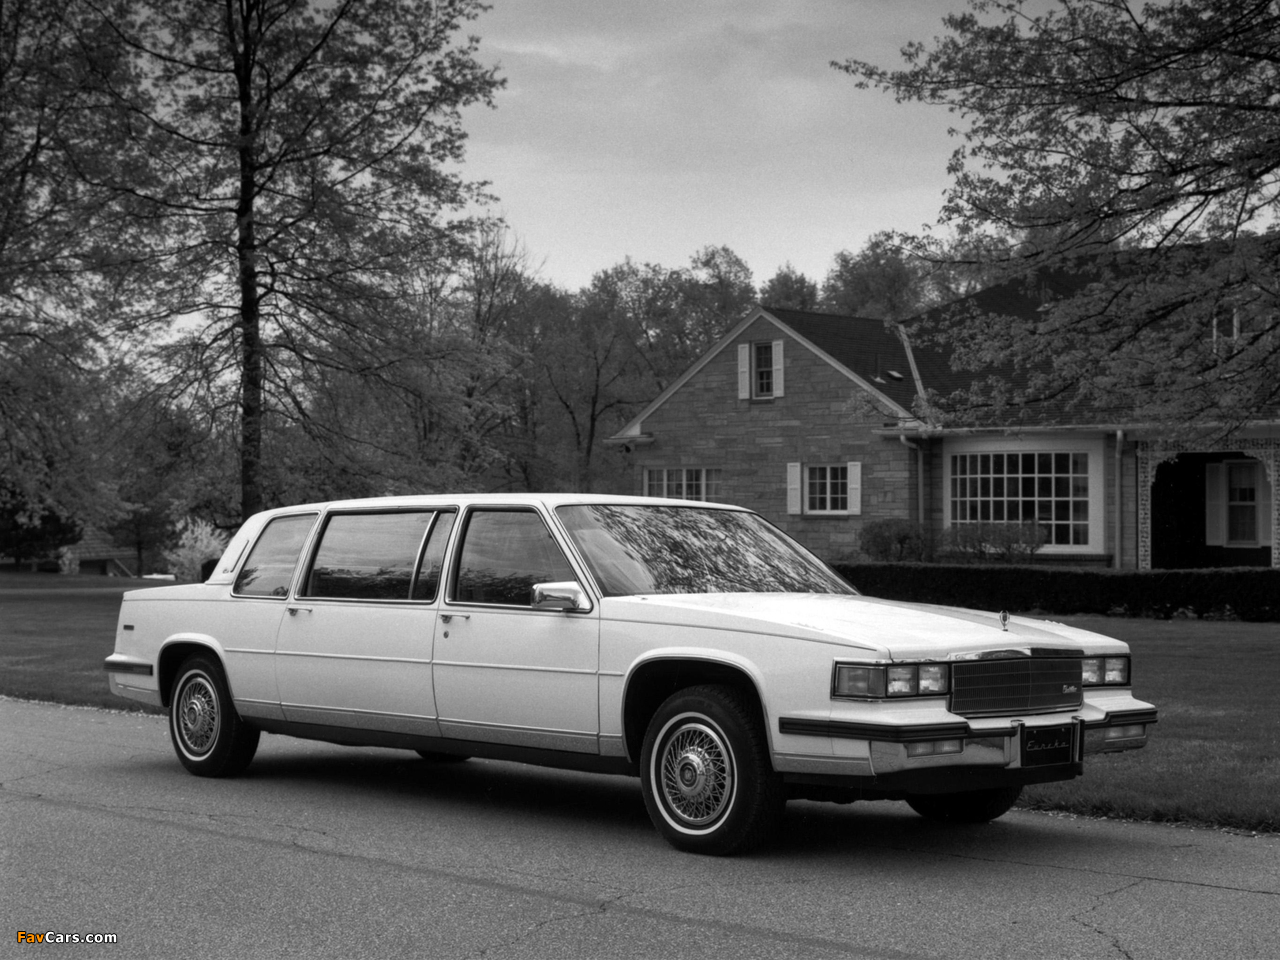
[454,511,576,606]
[667,469,684,499]
[1228,505,1257,542]
[412,511,456,601]
[234,514,316,597]
[705,469,722,501]
[755,342,773,396]
[645,469,664,497]
[685,469,703,501]
[305,512,432,600]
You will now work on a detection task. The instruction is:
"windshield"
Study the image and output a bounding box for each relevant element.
[556,504,855,597]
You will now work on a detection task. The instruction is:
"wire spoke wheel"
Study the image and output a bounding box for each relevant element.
[176,674,220,756]
[167,654,259,777]
[640,685,783,854]
[659,721,734,827]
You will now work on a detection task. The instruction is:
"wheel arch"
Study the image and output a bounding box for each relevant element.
[622,655,769,764]
[157,638,226,708]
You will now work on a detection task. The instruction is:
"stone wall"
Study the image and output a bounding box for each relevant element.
[629,317,917,558]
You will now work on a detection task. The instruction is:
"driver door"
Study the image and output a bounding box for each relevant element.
[432,507,600,754]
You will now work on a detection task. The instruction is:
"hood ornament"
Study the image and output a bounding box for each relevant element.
[999,610,1010,632]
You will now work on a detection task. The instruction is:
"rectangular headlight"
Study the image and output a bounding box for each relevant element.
[887,665,917,696]
[1082,656,1130,686]
[918,664,949,694]
[1104,657,1129,684]
[834,664,885,698]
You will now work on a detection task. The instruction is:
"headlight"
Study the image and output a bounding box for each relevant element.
[833,664,885,698]
[832,662,949,700]
[1082,656,1130,686]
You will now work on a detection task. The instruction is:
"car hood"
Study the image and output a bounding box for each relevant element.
[601,592,1127,660]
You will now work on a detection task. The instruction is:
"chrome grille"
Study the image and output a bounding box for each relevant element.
[950,658,1082,717]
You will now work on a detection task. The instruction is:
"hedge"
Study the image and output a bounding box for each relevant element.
[830,562,1280,622]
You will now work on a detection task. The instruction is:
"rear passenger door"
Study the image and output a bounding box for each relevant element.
[433,507,600,754]
[274,509,455,737]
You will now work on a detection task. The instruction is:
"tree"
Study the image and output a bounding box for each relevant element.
[0,0,128,527]
[820,232,929,321]
[83,0,502,521]
[839,0,1280,436]
[759,263,819,311]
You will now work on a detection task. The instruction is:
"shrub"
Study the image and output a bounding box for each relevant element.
[831,562,1280,622]
[860,519,931,561]
[944,522,1046,562]
[162,517,228,583]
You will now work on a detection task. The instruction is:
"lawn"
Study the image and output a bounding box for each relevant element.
[2,576,1277,831]
[1022,615,1280,833]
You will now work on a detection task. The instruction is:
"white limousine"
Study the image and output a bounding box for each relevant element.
[105,494,1157,854]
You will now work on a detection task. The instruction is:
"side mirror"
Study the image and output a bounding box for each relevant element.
[532,581,592,613]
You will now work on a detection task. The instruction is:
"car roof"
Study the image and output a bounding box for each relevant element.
[253,493,750,520]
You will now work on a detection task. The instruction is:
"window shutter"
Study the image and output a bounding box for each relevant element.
[847,461,862,516]
[772,339,785,398]
[786,462,802,515]
[1205,463,1225,546]
[1260,464,1273,547]
[737,344,749,399]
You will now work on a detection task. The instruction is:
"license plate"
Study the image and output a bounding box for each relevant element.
[1022,724,1075,767]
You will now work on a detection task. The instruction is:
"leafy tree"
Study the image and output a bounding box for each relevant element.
[820,232,929,320]
[83,0,502,521]
[760,263,819,311]
[839,0,1280,435]
[0,484,81,567]
[0,0,127,527]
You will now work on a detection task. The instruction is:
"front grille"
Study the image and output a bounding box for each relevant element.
[950,658,1082,717]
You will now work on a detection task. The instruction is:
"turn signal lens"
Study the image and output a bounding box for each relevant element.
[887,665,917,696]
[1105,724,1145,740]
[906,739,964,758]
[1104,657,1129,684]
[1081,658,1102,685]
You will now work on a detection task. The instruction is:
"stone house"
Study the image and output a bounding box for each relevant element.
[607,302,1278,569]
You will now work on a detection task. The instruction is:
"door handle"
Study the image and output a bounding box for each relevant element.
[439,613,470,623]
[287,606,313,616]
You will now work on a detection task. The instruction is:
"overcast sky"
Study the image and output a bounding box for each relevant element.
[459,0,964,293]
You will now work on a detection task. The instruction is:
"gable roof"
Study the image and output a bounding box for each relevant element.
[764,308,923,412]
[609,306,924,441]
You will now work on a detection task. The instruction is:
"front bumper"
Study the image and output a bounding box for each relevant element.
[773,701,1156,796]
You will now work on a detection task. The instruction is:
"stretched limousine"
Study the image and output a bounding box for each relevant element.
[105,494,1156,854]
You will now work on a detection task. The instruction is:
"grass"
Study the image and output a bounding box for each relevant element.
[1022,615,1280,833]
[2,575,1277,831]
[0,574,162,712]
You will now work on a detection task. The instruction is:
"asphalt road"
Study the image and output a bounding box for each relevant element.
[3,698,1277,960]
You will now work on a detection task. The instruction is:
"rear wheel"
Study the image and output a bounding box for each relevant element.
[907,786,1022,824]
[640,684,783,855]
[168,654,259,777]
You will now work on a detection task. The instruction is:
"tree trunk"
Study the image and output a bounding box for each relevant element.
[233,12,262,524]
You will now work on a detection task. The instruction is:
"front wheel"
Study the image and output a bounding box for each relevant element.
[169,654,259,777]
[640,685,783,855]
[906,786,1022,824]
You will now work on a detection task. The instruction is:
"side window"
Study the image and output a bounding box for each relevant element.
[453,509,576,606]
[303,512,433,601]
[233,514,318,598]
[411,510,456,601]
